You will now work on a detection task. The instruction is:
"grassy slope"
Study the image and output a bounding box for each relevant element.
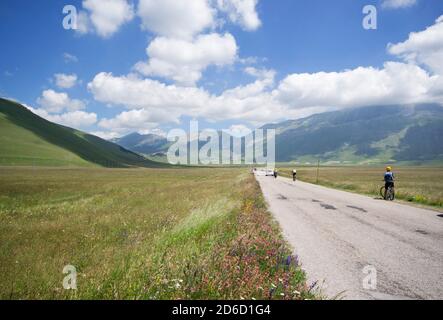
[0,167,315,300]
[278,166,443,208]
[0,112,93,167]
[0,98,165,168]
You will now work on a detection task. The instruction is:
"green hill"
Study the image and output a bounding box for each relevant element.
[0,98,166,168]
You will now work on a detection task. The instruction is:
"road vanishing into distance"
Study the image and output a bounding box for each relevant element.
[255,174,443,300]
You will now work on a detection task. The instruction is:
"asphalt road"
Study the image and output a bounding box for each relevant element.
[255,174,443,300]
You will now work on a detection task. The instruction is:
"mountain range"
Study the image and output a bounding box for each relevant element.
[1,97,442,167]
[112,104,443,165]
[111,132,171,156]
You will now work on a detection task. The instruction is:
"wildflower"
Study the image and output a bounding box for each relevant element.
[285,256,292,266]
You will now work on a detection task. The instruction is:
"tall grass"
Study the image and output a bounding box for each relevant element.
[0,167,314,299]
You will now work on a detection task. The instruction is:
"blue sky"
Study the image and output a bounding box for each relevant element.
[1,0,442,139]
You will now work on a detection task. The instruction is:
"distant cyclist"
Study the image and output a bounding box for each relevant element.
[292,169,297,181]
[384,166,395,199]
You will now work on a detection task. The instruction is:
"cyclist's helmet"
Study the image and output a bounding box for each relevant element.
[386,166,392,172]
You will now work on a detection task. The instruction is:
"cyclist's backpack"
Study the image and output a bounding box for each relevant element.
[384,172,394,182]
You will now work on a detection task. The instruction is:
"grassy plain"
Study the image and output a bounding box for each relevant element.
[278,166,443,208]
[0,167,314,300]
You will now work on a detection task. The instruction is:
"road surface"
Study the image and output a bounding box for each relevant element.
[255,174,443,300]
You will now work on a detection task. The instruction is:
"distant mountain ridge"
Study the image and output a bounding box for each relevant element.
[111,132,171,155]
[113,104,443,164]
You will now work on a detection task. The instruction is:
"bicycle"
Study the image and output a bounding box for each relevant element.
[380,183,395,201]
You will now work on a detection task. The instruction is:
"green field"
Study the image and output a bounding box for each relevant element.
[0,167,314,300]
[278,166,443,208]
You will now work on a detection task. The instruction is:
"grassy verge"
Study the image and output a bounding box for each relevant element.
[0,167,314,300]
[278,166,443,209]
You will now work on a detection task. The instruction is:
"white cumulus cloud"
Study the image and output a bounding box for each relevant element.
[87,70,282,132]
[54,73,78,89]
[137,0,215,39]
[217,0,261,31]
[37,90,86,114]
[98,108,169,134]
[276,62,441,109]
[77,0,134,38]
[134,33,238,86]
[388,15,443,75]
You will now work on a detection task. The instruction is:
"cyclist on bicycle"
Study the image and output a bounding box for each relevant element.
[384,166,395,199]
